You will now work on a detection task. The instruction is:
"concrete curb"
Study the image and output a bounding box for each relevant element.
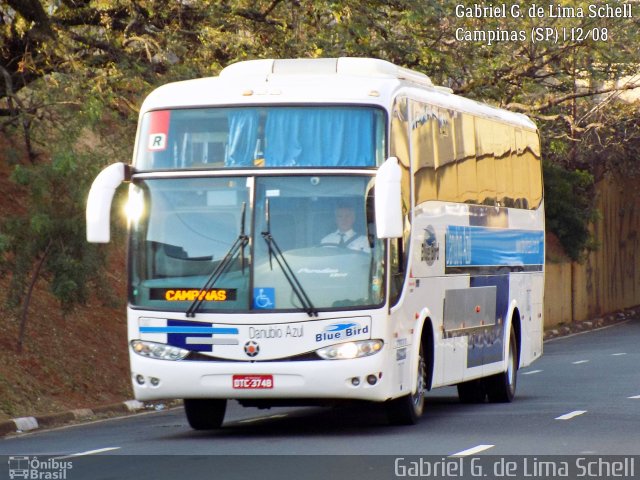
[0,400,182,437]
[543,307,637,341]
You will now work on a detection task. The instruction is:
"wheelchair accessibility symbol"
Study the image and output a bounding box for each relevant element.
[253,288,275,309]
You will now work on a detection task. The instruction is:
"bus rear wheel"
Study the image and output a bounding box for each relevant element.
[386,343,426,425]
[457,379,487,403]
[484,327,518,403]
[184,398,227,430]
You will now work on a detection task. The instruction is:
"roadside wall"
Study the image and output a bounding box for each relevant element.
[544,177,640,327]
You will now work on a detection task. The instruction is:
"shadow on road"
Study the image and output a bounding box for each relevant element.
[163,394,468,440]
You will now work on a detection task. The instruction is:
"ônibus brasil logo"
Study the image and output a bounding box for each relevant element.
[8,456,73,479]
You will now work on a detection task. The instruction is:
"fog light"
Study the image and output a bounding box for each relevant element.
[367,374,378,386]
[150,377,160,387]
[135,374,145,385]
[351,377,361,386]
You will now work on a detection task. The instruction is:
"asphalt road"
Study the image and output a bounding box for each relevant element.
[1,318,639,479]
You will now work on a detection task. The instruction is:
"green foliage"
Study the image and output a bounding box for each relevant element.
[543,161,598,262]
[1,149,109,313]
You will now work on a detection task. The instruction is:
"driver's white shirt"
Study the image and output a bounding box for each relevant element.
[321,229,370,252]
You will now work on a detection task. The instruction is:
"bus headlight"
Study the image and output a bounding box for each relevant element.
[131,340,189,361]
[316,340,383,360]
[124,185,145,224]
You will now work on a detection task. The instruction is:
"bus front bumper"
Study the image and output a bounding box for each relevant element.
[130,352,393,403]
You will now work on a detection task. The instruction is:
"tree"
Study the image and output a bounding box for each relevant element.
[543,161,598,261]
[436,0,640,175]
[2,148,112,352]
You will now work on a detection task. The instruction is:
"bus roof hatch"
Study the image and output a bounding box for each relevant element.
[219,57,434,87]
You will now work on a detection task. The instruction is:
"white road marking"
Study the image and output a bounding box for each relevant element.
[612,353,627,356]
[572,360,589,364]
[555,410,587,420]
[522,369,543,375]
[54,447,121,460]
[628,395,640,399]
[450,444,495,457]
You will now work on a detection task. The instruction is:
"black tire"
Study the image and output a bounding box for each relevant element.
[184,398,227,430]
[386,343,427,425]
[485,327,518,403]
[457,379,487,404]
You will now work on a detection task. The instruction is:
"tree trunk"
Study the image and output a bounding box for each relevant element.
[17,241,52,354]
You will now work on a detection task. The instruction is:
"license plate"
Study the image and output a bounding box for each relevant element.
[232,374,274,389]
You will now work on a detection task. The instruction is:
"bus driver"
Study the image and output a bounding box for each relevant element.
[321,203,371,253]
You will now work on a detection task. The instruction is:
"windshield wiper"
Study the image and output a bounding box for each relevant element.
[261,199,318,317]
[186,202,248,318]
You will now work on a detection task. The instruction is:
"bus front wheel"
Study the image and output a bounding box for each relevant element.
[386,343,427,425]
[184,398,227,430]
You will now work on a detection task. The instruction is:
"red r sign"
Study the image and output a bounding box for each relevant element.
[147,110,170,151]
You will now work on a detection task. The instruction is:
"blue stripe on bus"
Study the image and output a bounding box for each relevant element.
[445,226,544,268]
[140,327,239,335]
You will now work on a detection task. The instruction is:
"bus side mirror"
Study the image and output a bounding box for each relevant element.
[86,162,130,243]
[375,157,403,238]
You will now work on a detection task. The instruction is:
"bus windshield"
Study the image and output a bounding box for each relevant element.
[129,175,385,313]
[135,106,386,170]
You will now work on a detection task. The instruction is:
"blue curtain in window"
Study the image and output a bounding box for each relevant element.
[226,110,259,167]
[264,108,375,167]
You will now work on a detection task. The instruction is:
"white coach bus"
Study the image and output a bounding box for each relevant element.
[86,58,544,429]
